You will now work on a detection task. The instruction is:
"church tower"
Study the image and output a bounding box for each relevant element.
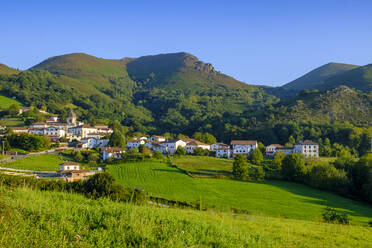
[66,110,77,126]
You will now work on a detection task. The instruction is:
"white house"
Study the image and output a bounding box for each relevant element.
[215,147,231,158]
[44,126,66,137]
[94,125,113,135]
[11,127,29,133]
[126,139,145,149]
[162,139,187,154]
[60,161,80,171]
[276,147,294,155]
[80,138,109,148]
[30,122,48,129]
[265,144,284,156]
[68,125,98,138]
[151,143,168,154]
[231,140,258,157]
[101,147,125,161]
[28,128,45,135]
[148,135,166,143]
[185,140,210,154]
[294,140,319,157]
[210,142,228,151]
[49,116,59,122]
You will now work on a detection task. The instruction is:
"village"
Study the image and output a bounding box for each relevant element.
[4,109,319,164]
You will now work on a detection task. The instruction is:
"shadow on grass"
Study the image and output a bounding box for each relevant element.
[247,179,372,220]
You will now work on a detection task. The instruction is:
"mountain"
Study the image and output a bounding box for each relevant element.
[281,62,359,92]
[0,63,20,75]
[126,52,253,91]
[319,64,372,93]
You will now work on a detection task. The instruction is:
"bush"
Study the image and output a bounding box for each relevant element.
[153,151,164,160]
[193,147,209,156]
[282,154,306,182]
[306,163,350,195]
[174,147,186,156]
[322,207,351,224]
[248,149,263,165]
[248,165,265,180]
[232,155,249,179]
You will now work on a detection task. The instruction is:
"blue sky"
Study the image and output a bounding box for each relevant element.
[1,0,372,86]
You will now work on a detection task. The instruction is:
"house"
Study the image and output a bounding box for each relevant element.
[185,140,210,154]
[58,162,92,182]
[44,126,66,137]
[101,147,125,161]
[80,138,109,148]
[30,122,48,129]
[28,128,45,135]
[60,161,80,171]
[162,139,187,154]
[231,140,258,157]
[276,147,294,155]
[151,143,168,154]
[11,127,29,133]
[265,144,284,156]
[126,139,145,149]
[210,142,228,151]
[68,125,98,138]
[94,125,113,135]
[148,135,166,142]
[294,140,319,157]
[215,147,231,158]
[18,107,31,115]
[49,116,59,122]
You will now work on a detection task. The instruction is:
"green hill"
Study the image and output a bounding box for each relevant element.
[281,62,359,92]
[126,52,254,91]
[2,187,371,247]
[108,161,372,225]
[320,64,372,92]
[0,63,20,75]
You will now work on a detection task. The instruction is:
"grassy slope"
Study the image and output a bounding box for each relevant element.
[282,62,359,92]
[1,187,371,247]
[1,154,64,171]
[172,155,233,177]
[108,161,372,225]
[0,94,22,108]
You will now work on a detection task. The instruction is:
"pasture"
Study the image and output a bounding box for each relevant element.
[1,154,64,171]
[0,94,21,108]
[1,187,371,247]
[108,161,372,225]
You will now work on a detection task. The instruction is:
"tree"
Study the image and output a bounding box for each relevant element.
[7,103,19,116]
[74,151,84,162]
[232,154,249,179]
[153,151,164,159]
[84,172,115,199]
[248,148,263,165]
[257,142,266,154]
[282,153,306,182]
[203,132,216,144]
[285,135,296,147]
[139,145,152,157]
[248,165,265,180]
[192,132,203,141]
[273,151,285,170]
[194,147,209,156]
[109,130,125,148]
[174,146,186,156]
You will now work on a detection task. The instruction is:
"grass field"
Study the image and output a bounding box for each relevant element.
[0,117,25,127]
[0,94,21,108]
[172,155,233,177]
[1,187,371,247]
[108,161,372,225]
[1,154,64,171]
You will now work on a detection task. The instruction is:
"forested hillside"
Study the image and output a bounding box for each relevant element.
[0,52,371,155]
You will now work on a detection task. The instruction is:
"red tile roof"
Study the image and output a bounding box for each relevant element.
[60,161,80,166]
[300,140,318,145]
[230,140,257,145]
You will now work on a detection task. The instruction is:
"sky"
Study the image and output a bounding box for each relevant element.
[1,0,372,86]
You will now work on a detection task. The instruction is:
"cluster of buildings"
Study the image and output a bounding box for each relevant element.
[100,137,319,161]
[11,110,113,148]
[58,161,100,182]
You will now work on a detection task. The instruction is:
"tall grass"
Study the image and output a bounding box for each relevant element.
[1,186,371,247]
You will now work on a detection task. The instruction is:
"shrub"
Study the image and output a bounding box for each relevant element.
[174,146,186,156]
[153,151,164,159]
[248,148,263,165]
[282,154,306,182]
[232,154,249,179]
[248,165,265,180]
[322,207,351,224]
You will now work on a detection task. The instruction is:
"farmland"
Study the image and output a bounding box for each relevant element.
[107,161,372,225]
[0,94,21,108]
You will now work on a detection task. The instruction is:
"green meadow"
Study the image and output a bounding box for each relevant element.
[1,187,371,247]
[108,161,372,225]
[0,94,21,108]
[1,154,63,171]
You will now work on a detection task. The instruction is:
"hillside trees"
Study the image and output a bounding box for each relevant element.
[109,130,126,148]
[232,154,249,179]
[281,154,306,182]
